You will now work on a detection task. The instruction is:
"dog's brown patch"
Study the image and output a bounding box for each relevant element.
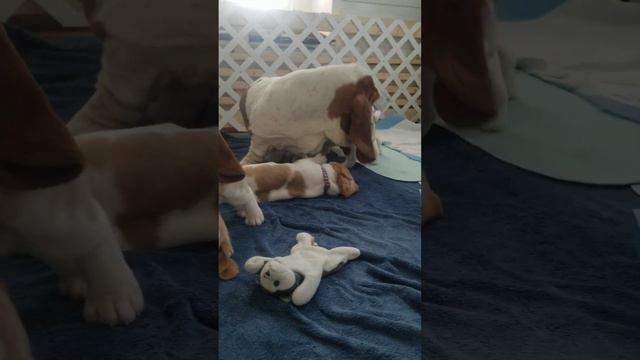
[326,76,379,163]
[218,132,245,183]
[330,163,359,197]
[77,128,216,222]
[244,163,291,193]
[286,171,306,198]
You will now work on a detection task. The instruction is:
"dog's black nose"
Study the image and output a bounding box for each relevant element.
[274,280,280,287]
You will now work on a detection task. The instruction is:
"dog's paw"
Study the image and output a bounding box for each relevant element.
[83,275,144,326]
[59,276,87,301]
[244,207,264,226]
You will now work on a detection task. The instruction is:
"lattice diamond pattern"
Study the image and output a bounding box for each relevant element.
[219,2,421,130]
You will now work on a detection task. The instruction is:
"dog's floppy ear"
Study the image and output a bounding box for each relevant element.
[346,93,376,163]
[0,26,84,190]
[329,75,379,164]
[330,163,359,198]
[217,131,245,183]
[244,256,273,273]
[425,0,497,126]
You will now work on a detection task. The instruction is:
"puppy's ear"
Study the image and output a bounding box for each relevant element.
[425,0,497,126]
[330,163,359,198]
[217,131,245,183]
[244,256,272,273]
[0,26,84,190]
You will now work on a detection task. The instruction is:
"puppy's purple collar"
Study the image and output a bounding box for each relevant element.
[321,165,330,195]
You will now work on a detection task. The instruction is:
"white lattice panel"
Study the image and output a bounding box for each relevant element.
[219,1,421,131]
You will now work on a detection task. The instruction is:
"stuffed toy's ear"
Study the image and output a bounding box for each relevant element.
[0,26,84,190]
[424,0,498,126]
[217,131,245,183]
[244,256,273,273]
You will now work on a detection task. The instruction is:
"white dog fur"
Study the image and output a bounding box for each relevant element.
[64,0,215,135]
[240,63,382,167]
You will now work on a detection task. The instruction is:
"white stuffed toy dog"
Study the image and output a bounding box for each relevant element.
[244,233,360,306]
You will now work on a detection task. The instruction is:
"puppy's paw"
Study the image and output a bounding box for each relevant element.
[59,276,87,301]
[83,274,144,326]
[244,206,264,226]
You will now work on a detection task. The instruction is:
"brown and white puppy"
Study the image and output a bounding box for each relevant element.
[242,155,359,202]
[0,283,32,360]
[64,0,216,134]
[240,63,381,167]
[2,124,230,325]
[424,0,516,132]
[0,25,80,352]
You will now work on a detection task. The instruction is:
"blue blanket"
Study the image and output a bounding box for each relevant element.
[220,135,421,359]
[0,26,216,359]
[422,126,640,360]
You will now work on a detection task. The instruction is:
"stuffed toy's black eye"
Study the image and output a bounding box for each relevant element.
[273,280,280,287]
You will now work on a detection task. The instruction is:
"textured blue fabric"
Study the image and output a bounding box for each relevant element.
[0,25,216,359]
[219,135,421,360]
[422,126,640,360]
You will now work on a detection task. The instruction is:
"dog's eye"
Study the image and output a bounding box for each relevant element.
[273,280,280,287]
[265,270,270,277]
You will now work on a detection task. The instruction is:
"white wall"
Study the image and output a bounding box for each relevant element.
[332,0,420,20]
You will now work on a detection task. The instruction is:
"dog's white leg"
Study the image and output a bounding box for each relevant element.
[240,136,269,165]
[153,199,217,248]
[238,197,264,226]
[78,231,144,325]
[49,197,143,325]
[220,181,264,226]
[67,39,157,135]
[342,145,357,168]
